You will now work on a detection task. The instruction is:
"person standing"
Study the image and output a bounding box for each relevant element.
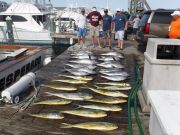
[102,9,113,49]
[113,9,128,49]
[76,8,87,48]
[87,7,102,48]
[132,15,140,40]
[168,10,180,39]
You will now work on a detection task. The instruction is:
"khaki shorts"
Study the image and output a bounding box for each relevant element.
[103,30,111,39]
[90,25,100,37]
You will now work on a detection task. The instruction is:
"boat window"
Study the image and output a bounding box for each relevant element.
[32,15,47,25]
[0,15,27,22]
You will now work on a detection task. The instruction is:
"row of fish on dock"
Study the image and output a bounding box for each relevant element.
[29,50,131,131]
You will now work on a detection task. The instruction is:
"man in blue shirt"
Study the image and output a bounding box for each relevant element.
[102,9,113,49]
[113,9,128,49]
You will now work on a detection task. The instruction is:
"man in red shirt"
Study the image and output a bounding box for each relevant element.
[87,7,102,48]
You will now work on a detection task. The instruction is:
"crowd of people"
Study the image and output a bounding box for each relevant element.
[75,7,180,50]
[76,7,128,50]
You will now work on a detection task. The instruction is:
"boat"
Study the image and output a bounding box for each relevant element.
[0,44,45,92]
[0,1,52,46]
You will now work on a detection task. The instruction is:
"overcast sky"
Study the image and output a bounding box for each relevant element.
[5,0,180,11]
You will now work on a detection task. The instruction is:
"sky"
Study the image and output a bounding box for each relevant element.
[5,0,180,11]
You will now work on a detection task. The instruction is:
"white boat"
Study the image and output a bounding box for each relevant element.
[0,2,52,46]
[0,44,45,92]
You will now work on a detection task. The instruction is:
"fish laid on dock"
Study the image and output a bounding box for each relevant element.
[29,112,64,120]
[100,52,124,58]
[97,62,124,68]
[99,68,123,73]
[88,88,128,98]
[65,63,96,70]
[58,74,93,81]
[52,79,88,84]
[98,56,120,61]
[33,99,72,105]
[45,92,93,101]
[100,75,127,82]
[71,55,97,60]
[96,82,130,87]
[41,84,77,91]
[60,122,118,131]
[95,85,131,91]
[100,71,129,77]
[77,104,122,112]
[61,109,107,118]
[86,98,127,104]
[65,69,94,76]
[69,59,97,65]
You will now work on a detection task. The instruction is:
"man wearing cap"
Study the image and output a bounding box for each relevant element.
[76,8,87,48]
[102,9,113,49]
[87,7,102,48]
[169,10,180,39]
[113,9,128,49]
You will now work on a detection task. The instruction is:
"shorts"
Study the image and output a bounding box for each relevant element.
[117,30,124,40]
[133,28,138,35]
[77,28,86,37]
[103,30,111,39]
[90,25,100,37]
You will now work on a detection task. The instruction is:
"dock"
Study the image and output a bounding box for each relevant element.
[0,39,149,135]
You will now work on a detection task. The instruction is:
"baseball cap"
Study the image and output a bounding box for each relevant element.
[104,9,108,12]
[116,8,121,12]
[92,7,97,11]
[171,10,180,16]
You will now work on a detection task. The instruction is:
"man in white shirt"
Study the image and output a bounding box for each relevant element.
[76,8,87,48]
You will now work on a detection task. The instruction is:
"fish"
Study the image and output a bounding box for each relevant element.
[100,52,124,58]
[86,98,127,104]
[65,63,96,70]
[100,75,127,81]
[58,75,93,81]
[33,99,72,105]
[98,56,120,61]
[69,59,97,65]
[77,104,122,112]
[66,70,91,76]
[71,51,92,56]
[61,109,107,118]
[52,79,88,84]
[95,85,131,91]
[99,68,123,73]
[60,122,118,131]
[97,62,124,68]
[66,68,96,75]
[71,55,97,60]
[29,112,64,119]
[100,71,129,77]
[88,88,128,98]
[45,92,93,101]
[96,82,130,87]
[41,84,77,91]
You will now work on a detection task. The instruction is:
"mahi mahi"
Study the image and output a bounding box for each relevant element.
[78,104,122,112]
[45,92,93,101]
[61,109,107,118]
[97,82,130,87]
[33,99,72,105]
[86,98,127,104]
[95,85,131,91]
[41,84,77,91]
[52,79,88,84]
[58,74,93,81]
[88,88,128,98]
[60,122,118,131]
[30,112,64,119]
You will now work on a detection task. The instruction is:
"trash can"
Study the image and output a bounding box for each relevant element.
[142,38,180,103]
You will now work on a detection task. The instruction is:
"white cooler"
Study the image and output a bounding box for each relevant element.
[148,90,180,135]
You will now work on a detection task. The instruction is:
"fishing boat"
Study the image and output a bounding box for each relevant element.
[0,44,45,92]
[0,1,52,46]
